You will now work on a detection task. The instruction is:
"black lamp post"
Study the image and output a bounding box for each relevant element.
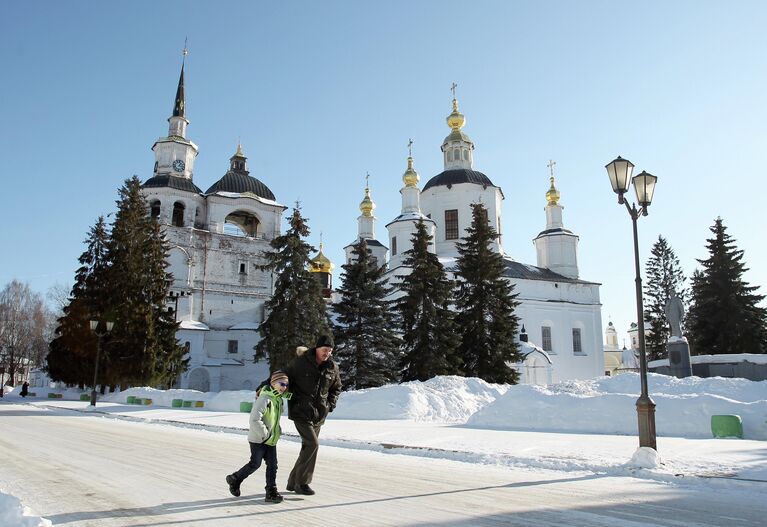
[89,319,114,407]
[605,156,658,450]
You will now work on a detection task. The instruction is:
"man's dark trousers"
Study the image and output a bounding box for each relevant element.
[287,420,322,486]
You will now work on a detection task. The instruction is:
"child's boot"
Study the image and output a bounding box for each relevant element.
[265,485,284,503]
[226,474,241,497]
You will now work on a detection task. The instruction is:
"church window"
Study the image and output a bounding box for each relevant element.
[150,200,161,220]
[572,328,583,353]
[227,340,238,354]
[239,261,247,275]
[463,149,469,161]
[541,326,552,351]
[391,236,397,256]
[445,210,459,239]
[454,149,461,161]
[224,210,259,237]
[172,202,185,227]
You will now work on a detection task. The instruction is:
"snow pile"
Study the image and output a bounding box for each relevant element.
[333,376,509,422]
[0,491,51,527]
[45,372,767,440]
[101,387,261,411]
[466,373,767,439]
[626,447,662,469]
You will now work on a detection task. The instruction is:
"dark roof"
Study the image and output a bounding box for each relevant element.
[142,174,202,194]
[205,171,276,200]
[502,259,594,284]
[422,169,496,192]
[343,238,388,250]
[536,227,576,237]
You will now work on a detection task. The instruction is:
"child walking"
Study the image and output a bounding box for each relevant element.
[226,370,290,503]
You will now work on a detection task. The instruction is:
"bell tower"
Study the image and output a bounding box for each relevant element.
[151,45,199,181]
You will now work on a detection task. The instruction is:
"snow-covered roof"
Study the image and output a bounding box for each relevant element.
[179,320,210,331]
[228,322,259,330]
[518,341,553,365]
[201,358,244,367]
[649,353,767,368]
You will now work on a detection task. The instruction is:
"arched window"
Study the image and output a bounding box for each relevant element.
[463,149,469,160]
[454,149,461,161]
[150,200,161,220]
[224,210,259,237]
[172,202,185,227]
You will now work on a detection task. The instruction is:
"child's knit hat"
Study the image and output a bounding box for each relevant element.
[270,370,288,385]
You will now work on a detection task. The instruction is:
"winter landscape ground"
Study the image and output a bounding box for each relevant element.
[1,373,766,526]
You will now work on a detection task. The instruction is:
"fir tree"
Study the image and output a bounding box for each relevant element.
[256,207,331,371]
[332,239,401,389]
[397,220,461,381]
[454,203,521,384]
[105,176,185,385]
[643,235,688,361]
[47,216,111,385]
[687,218,767,355]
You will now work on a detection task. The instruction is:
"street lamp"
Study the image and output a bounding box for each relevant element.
[605,156,658,450]
[89,319,114,407]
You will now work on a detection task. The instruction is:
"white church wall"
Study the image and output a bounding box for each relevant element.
[421,183,502,257]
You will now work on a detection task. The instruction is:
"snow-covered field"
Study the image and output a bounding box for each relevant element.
[2,373,766,525]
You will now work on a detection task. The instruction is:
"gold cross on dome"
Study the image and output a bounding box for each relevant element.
[547,159,557,178]
[451,82,457,99]
[365,172,370,188]
[407,138,413,157]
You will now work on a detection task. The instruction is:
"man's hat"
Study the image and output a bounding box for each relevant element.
[315,334,334,349]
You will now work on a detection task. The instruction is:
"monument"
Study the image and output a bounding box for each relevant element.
[665,292,692,377]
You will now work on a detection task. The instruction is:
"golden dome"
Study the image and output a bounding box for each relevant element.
[546,176,561,206]
[359,186,375,217]
[446,98,465,130]
[402,156,419,187]
[309,243,334,274]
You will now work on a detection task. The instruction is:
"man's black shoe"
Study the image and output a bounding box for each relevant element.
[295,484,315,495]
[226,474,241,497]
[286,484,295,492]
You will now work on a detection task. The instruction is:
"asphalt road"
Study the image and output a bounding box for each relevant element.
[1,403,764,526]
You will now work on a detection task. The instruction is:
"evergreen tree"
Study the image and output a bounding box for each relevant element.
[397,220,461,381]
[106,176,185,385]
[687,218,767,355]
[256,207,331,371]
[332,239,401,389]
[454,203,521,384]
[643,235,688,361]
[47,216,111,385]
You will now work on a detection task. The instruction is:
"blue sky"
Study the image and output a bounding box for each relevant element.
[1,1,765,344]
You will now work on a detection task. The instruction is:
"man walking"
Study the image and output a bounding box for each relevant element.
[284,334,342,495]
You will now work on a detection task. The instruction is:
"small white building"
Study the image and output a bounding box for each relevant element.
[345,96,605,383]
[140,62,281,391]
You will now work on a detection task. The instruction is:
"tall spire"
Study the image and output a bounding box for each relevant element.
[173,41,188,117]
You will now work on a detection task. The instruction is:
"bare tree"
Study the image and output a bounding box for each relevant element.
[0,280,51,385]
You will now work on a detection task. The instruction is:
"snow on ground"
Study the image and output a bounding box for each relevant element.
[11,373,767,440]
[0,490,51,527]
[467,373,767,440]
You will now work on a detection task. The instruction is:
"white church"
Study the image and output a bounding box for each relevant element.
[140,57,605,389]
[140,62,278,391]
[345,96,605,384]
